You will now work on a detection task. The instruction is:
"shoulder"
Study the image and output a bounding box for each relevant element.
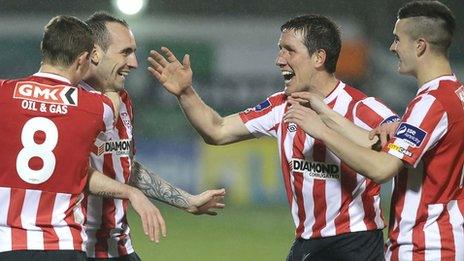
[342,84,368,101]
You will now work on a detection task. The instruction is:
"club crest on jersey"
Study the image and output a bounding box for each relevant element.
[387,143,413,157]
[290,158,341,180]
[456,85,464,108]
[13,82,78,106]
[120,112,132,130]
[96,139,131,156]
[394,123,427,147]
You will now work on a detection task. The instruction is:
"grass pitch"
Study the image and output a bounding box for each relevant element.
[128,204,295,261]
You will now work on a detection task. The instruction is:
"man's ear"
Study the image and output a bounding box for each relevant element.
[314,49,327,70]
[416,38,427,57]
[91,45,101,65]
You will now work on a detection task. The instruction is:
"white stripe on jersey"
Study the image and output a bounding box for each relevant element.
[448,200,464,261]
[103,102,115,133]
[394,165,424,261]
[319,149,342,237]
[22,189,43,250]
[424,204,443,260]
[52,193,74,250]
[0,187,12,252]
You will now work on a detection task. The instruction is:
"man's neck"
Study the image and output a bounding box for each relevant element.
[308,73,339,98]
[416,56,453,87]
[39,64,74,84]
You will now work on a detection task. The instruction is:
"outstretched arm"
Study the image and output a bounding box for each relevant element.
[130,160,225,215]
[87,166,166,242]
[147,47,253,145]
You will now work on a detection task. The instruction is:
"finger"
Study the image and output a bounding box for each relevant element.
[161,47,180,64]
[147,57,164,72]
[183,54,191,70]
[147,66,163,81]
[158,212,167,238]
[380,130,388,147]
[150,50,169,67]
[141,212,149,237]
[151,212,159,243]
[291,91,311,100]
[368,129,377,140]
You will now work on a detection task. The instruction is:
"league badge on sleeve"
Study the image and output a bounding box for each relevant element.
[244,98,271,113]
[394,123,427,147]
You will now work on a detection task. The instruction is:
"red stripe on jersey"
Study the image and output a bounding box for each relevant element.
[335,162,357,234]
[64,195,84,250]
[412,211,426,260]
[8,189,26,250]
[311,139,327,238]
[334,99,356,234]
[36,192,58,250]
[293,129,307,237]
[355,101,385,129]
[280,107,295,207]
[94,154,117,258]
[361,180,381,230]
[438,207,455,260]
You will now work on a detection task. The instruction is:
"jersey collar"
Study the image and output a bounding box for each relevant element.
[324,81,345,104]
[417,74,457,95]
[33,72,71,84]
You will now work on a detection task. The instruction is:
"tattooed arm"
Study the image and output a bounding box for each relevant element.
[130,160,225,215]
[87,166,166,242]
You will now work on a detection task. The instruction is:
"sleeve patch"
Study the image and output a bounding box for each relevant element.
[394,123,427,147]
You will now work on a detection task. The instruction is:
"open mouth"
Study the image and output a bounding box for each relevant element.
[282,71,295,84]
[117,70,129,79]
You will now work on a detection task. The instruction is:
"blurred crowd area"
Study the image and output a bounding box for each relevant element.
[0,0,462,204]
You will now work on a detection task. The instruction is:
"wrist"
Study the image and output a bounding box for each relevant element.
[177,86,195,99]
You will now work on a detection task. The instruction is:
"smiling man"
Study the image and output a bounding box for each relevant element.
[283,1,464,260]
[81,12,226,261]
[148,14,398,260]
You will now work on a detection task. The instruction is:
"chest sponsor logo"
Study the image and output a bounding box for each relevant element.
[97,139,131,156]
[387,143,413,157]
[394,123,427,147]
[14,82,78,106]
[291,159,341,180]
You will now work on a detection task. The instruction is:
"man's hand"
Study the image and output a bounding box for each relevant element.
[186,188,226,215]
[369,122,400,147]
[147,47,193,97]
[290,91,328,114]
[283,99,329,140]
[128,188,167,243]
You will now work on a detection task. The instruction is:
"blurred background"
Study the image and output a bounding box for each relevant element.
[0,0,463,260]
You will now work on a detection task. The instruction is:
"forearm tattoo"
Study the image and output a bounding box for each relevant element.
[130,161,191,209]
[94,191,121,199]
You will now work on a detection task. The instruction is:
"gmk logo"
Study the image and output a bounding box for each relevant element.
[13,82,78,106]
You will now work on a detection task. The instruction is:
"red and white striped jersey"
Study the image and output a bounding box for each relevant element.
[384,75,464,261]
[0,73,115,252]
[239,81,398,239]
[81,82,135,258]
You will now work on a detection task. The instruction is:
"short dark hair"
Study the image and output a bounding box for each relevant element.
[86,12,129,52]
[281,14,341,74]
[41,15,94,67]
[398,1,455,54]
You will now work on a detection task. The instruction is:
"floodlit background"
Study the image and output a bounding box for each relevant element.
[0,0,463,260]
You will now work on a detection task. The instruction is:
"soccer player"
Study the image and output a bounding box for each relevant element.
[283,1,464,260]
[0,15,164,261]
[148,15,399,260]
[81,12,226,261]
